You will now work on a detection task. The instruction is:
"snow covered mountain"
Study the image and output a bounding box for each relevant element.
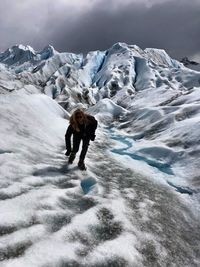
[0,44,57,68]
[0,43,200,266]
[1,42,200,184]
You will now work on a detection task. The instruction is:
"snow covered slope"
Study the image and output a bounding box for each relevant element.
[0,43,200,266]
[1,84,199,267]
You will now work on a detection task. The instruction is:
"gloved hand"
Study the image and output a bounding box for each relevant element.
[90,134,96,141]
[65,150,71,156]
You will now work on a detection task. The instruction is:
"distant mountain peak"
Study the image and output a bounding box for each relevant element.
[3,44,36,57]
[0,44,58,67]
[40,44,57,54]
[180,57,200,71]
[0,44,36,66]
[39,45,57,60]
[180,57,199,66]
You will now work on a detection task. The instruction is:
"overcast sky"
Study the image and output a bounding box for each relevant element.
[0,0,200,60]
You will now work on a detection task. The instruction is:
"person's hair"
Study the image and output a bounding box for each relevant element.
[70,109,88,132]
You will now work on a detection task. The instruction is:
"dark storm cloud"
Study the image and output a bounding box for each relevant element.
[0,0,200,60]
[50,0,200,60]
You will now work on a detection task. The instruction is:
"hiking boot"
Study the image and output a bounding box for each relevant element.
[68,152,76,164]
[78,161,87,170]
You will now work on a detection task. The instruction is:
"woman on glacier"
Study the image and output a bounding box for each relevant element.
[65,109,98,170]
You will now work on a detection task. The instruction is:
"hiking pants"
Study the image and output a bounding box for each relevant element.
[72,136,90,162]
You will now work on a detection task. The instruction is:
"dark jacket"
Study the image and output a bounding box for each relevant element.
[65,115,97,151]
